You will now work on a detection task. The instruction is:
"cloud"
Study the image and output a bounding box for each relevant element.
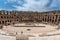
[7,0,17,2]
[0,0,59,12]
[12,0,58,12]
[13,0,50,12]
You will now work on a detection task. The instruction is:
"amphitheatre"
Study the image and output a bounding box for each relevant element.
[0,10,60,40]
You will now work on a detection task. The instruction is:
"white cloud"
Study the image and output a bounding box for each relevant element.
[7,0,17,2]
[7,0,58,12]
[12,0,50,12]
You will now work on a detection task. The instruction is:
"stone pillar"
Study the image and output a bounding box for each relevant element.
[5,11,7,14]
[48,16,50,22]
[8,11,11,15]
[7,11,9,15]
[1,11,3,14]
[0,25,3,29]
[43,15,45,22]
[56,15,59,25]
[53,16,55,24]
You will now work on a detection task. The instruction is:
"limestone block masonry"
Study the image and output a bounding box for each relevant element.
[0,10,60,27]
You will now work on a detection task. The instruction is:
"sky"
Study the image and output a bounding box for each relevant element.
[0,0,60,12]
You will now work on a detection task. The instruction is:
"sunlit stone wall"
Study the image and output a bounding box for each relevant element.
[0,10,60,26]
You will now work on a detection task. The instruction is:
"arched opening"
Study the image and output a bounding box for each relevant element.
[2,21,4,24]
[1,16,3,18]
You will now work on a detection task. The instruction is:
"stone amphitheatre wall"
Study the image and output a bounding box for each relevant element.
[0,10,60,26]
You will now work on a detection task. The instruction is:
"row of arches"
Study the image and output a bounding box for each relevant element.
[0,11,60,26]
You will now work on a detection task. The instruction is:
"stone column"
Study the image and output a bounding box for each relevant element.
[56,15,59,25]
[1,11,3,14]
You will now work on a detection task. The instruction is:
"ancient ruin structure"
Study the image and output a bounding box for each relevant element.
[0,10,60,26]
[0,10,60,40]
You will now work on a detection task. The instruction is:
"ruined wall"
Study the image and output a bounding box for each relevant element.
[0,10,60,26]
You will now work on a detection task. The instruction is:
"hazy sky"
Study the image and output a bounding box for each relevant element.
[0,0,60,12]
